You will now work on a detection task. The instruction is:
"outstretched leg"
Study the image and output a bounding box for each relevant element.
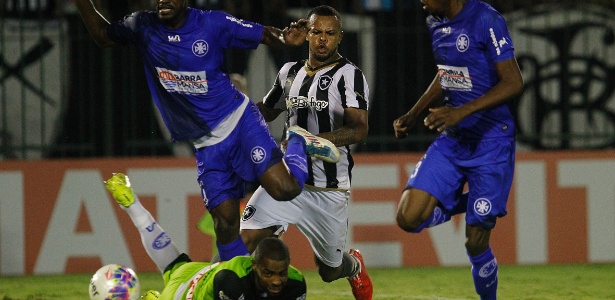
[105,173,180,273]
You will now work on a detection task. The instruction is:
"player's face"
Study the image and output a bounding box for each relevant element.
[156,0,188,29]
[307,15,343,64]
[253,258,289,295]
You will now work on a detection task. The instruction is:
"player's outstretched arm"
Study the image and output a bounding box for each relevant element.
[261,19,308,49]
[75,0,117,47]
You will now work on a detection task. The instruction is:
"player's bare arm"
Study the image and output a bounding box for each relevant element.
[256,102,284,122]
[394,74,443,138]
[261,19,308,49]
[318,107,368,147]
[424,58,523,132]
[75,0,116,47]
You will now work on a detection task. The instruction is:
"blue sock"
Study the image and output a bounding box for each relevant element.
[410,192,468,233]
[283,134,308,189]
[216,236,249,261]
[469,247,498,300]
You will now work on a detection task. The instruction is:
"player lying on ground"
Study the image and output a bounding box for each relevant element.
[105,173,306,300]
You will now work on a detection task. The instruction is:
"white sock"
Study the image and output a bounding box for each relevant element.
[124,199,181,273]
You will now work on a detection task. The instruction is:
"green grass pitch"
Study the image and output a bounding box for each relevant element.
[1,264,614,299]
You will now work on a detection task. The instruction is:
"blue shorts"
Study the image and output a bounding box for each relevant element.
[406,136,515,229]
[194,101,283,211]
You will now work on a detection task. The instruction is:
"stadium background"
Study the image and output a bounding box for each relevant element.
[1,0,614,276]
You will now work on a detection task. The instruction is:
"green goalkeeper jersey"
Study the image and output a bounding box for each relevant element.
[160,254,306,300]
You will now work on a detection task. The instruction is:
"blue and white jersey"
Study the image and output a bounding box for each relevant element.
[107,8,264,141]
[427,0,516,140]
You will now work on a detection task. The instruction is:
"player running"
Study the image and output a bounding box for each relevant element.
[393,0,524,299]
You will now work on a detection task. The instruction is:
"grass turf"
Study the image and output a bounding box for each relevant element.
[0,264,614,299]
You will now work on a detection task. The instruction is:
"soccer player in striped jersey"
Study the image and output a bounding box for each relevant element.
[105,173,307,300]
[74,0,341,262]
[393,0,524,299]
[240,5,373,300]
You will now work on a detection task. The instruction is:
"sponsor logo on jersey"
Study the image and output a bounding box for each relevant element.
[318,75,333,90]
[286,96,329,111]
[251,146,266,163]
[489,28,506,56]
[478,258,498,277]
[456,34,470,52]
[225,15,254,28]
[152,232,172,250]
[437,65,472,91]
[242,205,256,221]
[168,35,181,42]
[156,67,208,94]
[473,198,492,216]
[442,27,451,34]
[192,39,209,57]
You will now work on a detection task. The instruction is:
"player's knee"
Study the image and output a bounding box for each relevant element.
[241,229,276,253]
[465,240,489,256]
[241,236,259,253]
[465,228,491,256]
[396,211,422,233]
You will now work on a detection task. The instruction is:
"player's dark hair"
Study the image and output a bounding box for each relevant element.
[307,5,342,22]
[253,237,290,263]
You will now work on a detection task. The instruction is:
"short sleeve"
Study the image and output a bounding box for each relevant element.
[480,10,515,63]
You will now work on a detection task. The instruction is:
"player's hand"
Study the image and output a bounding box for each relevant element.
[424,106,466,132]
[393,114,417,139]
[283,19,308,46]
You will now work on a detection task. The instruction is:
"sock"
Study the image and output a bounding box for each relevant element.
[124,199,180,273]
[469,247,498,300]
[283,134,309,189]
[217,236,249,261]
[410,192,469,233]
[341,251,361,278]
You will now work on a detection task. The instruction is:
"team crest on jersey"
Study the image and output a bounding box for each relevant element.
[456,34,470,52]
[192,39,209,57]
[251,146,266,163]
[473,198,492,216]
[242,205,256,221]
[318,75,333,90]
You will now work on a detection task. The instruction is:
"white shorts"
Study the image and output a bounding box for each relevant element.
[240,185,350,267]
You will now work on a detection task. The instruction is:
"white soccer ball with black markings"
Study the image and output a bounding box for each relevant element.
[89,264,141,300]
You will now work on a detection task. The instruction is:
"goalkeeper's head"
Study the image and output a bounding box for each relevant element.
[251,237,291,296]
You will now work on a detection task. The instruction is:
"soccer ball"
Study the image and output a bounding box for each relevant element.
[89,264,141,300]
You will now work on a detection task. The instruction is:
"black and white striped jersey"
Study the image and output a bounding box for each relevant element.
[262,58,369,190]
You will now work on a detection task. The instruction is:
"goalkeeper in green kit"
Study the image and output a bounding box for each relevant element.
[105,173,307,300]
